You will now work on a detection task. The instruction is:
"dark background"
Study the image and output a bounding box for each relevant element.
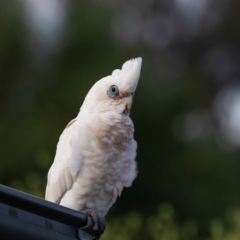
[1,0,240,239]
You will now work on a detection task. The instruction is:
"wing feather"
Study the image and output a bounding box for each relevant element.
[45,118,82,204]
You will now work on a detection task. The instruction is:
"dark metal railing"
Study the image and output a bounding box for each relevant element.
[0,184,93,240]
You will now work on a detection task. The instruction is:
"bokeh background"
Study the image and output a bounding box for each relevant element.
[1,0,240,239]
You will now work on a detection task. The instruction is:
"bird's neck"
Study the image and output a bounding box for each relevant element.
[86,111,134,151]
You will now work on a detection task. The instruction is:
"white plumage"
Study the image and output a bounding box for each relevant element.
[45,58,142,217]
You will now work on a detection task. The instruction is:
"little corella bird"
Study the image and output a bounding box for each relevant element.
[45,57,142,239]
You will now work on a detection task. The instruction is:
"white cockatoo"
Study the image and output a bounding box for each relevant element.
[45,57,142,238]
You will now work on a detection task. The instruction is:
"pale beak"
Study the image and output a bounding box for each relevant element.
[122,94,134,115]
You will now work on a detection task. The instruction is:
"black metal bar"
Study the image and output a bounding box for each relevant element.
[0,184,93,240]
[0,184,88,227]
[0,212,78,240]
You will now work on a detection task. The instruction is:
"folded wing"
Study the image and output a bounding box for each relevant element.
[45,119,82,204]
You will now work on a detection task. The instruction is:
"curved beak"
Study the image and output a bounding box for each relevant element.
[112,57,142,94]
[122,94,133,115]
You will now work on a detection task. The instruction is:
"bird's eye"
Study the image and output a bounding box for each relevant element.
[107,85,119,98]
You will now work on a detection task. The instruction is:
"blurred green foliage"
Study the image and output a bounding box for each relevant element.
[1,0,240,239]
[103,204,240,240]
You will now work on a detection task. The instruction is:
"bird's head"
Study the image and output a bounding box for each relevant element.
[81,57,142,115]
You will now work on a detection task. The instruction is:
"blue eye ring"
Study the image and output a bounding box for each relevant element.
[107,85,119,99]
